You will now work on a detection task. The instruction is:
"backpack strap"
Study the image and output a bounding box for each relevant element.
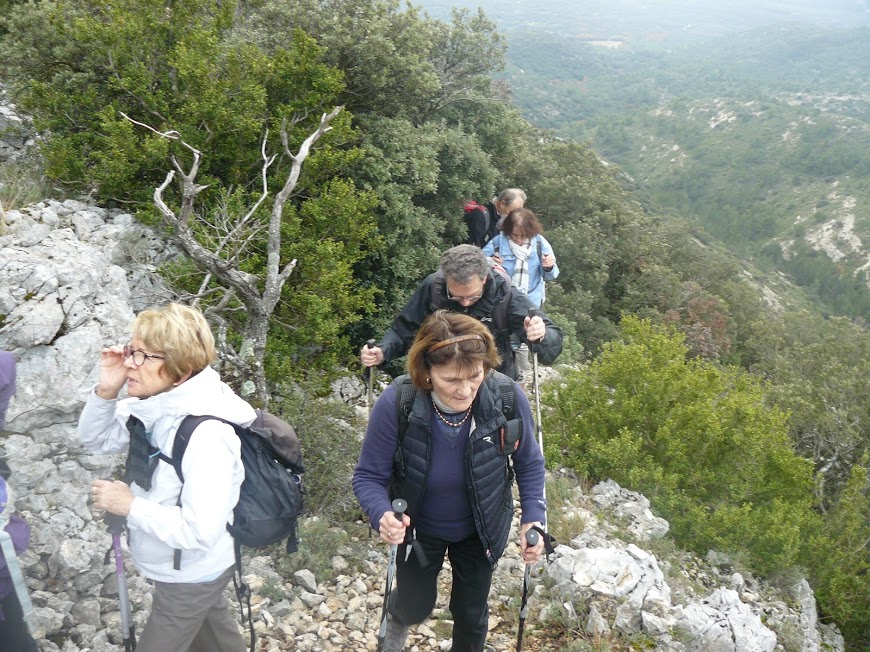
[397,374,518,446]
[491,373,521,454]
[166,415,237,570]
[493,373,516,420]
[429,270,447,312]
[490,272,512,333]
[490,233,502,251]
[396,377,418,447]
[231,537,255,652]
[168,415,220,482]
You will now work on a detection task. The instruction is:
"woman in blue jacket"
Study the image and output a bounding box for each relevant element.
[482,208,558,309]
[483,209,558,380]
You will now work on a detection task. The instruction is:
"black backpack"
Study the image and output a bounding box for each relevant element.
[170,410,304,553]
[463,200,497,247]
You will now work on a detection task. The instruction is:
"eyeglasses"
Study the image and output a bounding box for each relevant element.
[446,287,484,302]
[123,344,166,367]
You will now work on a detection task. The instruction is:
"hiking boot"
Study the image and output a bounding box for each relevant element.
[382,614,410,652]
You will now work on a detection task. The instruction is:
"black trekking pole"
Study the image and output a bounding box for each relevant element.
[106,513,136,652]
[527,309,547,520]
[377,498,407,652]
[365,339,377,418]
[516,528,540,652]
[514,310,556,652]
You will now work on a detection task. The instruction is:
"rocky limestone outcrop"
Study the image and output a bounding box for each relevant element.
[0,199,846,651]
[541,476,844,652]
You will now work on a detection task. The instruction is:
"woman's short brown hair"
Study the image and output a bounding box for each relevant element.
[132,303,217,383]
[501,207,542,241]
[407,311,502,390]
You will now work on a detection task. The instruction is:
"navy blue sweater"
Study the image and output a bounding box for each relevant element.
[353,382,546,541]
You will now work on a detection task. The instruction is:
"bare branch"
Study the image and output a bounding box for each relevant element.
[129,107,343,405]
[153,171,177,222]
[264,106,343,314]
[279,259,298,285]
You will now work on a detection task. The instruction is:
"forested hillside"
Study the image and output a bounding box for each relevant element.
[504,24,870,320]
[1,0,869,648]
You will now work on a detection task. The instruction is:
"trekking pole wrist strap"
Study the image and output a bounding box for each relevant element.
[530,525,556,556]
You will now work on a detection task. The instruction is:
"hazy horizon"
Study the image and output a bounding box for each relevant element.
[416,0,870,45]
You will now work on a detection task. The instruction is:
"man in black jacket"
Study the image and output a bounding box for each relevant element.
[463,188,526,248]
[361,245,563,380]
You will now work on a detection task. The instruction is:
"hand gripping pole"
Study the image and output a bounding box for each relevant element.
[376,498,407,652]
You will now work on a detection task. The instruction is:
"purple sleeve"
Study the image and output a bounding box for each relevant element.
[0,352,16,431]
[0,514,30,574]
[511,386,547,525]
[352,384,400,531]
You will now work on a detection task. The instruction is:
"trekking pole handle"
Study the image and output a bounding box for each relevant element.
[527,307,542,352]
[365,339,377,382]
[105,512,126,536]
[391,498,408,546]
[525,528,540,547]
[391,498,407,521]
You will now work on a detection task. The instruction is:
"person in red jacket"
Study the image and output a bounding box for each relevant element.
[463,188,526,248]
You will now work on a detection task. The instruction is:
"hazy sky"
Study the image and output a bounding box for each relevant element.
[416,0,870,42]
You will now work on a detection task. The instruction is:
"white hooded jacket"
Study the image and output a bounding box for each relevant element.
[78,366,255,582]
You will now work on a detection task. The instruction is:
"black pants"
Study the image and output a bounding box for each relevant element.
[0,591,38,652]
[390,532,493,652]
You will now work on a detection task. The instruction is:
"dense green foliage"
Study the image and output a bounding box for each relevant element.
[0,0,379,379]
[546,317,870,642]
[808,458,870,645]
[232,0,520,336]
[743,312,870,504]
[546,317,819,574]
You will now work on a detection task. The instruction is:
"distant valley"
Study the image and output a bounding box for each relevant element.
[417,0,870,319]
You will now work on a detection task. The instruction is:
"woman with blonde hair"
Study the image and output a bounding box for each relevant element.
[78,303,253,652]
[353,310,546,652]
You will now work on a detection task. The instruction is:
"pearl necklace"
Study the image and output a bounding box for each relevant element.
[432,402,472,428]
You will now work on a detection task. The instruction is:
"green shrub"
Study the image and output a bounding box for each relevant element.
[273,516,361,582]
[808,458,870,647]
[545,316,818,575]
[271,390,364,523]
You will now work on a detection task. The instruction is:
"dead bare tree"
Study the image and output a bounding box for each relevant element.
[122,107,343,405]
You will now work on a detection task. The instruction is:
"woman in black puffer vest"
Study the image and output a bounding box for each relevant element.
[353,311,547,652]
